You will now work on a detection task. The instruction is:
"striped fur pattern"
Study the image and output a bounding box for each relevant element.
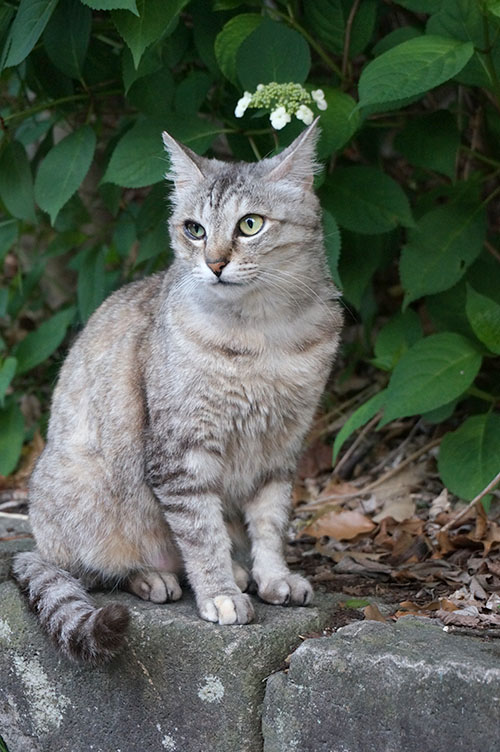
[12,121,343,662]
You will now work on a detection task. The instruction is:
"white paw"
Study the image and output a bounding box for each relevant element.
[198,593,254,625]
[127,571,182,603]
[257,573,313,606]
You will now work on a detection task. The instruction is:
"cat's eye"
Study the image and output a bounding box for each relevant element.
[184,221,206,240]
[238,214,264,236]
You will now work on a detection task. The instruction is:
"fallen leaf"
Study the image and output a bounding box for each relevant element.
[363,603,387,622]
[373,497,416,523]
[302,509,375,540]
[428,488,450,521]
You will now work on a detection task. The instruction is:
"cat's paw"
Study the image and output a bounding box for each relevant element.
[127,571,182,603]
[232,560,250,592]
[198,593,254,625]
[257,573,313,606]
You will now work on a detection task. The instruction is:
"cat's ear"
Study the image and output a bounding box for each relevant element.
[264,118,320,190]
[162,131,206,187]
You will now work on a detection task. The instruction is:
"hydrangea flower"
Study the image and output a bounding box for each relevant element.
[270,106,291,130]
[234,82,328,130]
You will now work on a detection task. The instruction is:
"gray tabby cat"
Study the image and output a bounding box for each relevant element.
[12,120,342,664]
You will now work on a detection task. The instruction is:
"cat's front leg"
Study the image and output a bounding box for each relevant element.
[245,480,313,606]
[148,448,254,625]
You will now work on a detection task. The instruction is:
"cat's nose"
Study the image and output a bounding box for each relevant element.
[206,258,228,277]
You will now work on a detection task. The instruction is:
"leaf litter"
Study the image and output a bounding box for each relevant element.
[290,409,500,637]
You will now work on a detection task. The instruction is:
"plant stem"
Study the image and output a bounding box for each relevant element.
[441,468,500,533]
[482,11,500,109]
[3,88,122,125]
[467,386,498,404]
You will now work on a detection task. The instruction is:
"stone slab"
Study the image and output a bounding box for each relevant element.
[0,567,338,752]
[262,617,500,752]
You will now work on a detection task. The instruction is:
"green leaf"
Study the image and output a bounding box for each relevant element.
[103,117,218,188]
[214,13,262,84]
[422,400,457,424]
[438,413,500,501]
[357,36,474,110]
[321,167,414,235]
[304,0,376,57]
[488,0,500,18]
[322,209,342,288]
[1,0,58,70]
[0,219,18,263]
[333,389,387,461]
[14,306,76,374]
[81,0,138,12]
[336,231,388,310]
[34,125,96,225]
[400,200,486,306]
[78,247,107,323]
[395,111,459,179]
[373,26,422,56]
[43,0,91,79]
[0,356,17,405]
[465,284,500,355]
[128,67,174,118]
[0,400,24,476]
[381,333,482,425]
[373,309,423,371]
[0,141,36,222]
[315,88,360,159]
[174,71,212,115]
[112,0,188,68]
[426,282,475,339]
[121,45,162,92]
[236,19,310,90]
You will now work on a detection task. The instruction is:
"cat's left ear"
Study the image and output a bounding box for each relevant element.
[162,131,206,188]
[264,118,320,190]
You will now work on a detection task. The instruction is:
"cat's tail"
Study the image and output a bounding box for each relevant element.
[12,551,130,665]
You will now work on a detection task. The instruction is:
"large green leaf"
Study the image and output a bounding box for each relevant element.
[128,67,174,118]
[358,36,474,109]
[394,111,459,178]
[81,0,138,11]
[321,167,414,235]
[214,13,262,85]
[112,0,188,68]
[304,0,376,57]
[78,247,107,323]
[373,309,423,371]
[381,332,482,424]
[103,116,219,188]
[400,200,486,306]
[43,0,91,79]
[315,88,360,159]
[34,125,96,225]
[1,0,58,70]
[236,19,310,90]
[0,141,36,222]
[333,389,387,461]
[0,357,17,406]
[0,219,18,263]
[0,400,24,476]
[14,306,76,374]
[438,413,500,501]
[465,284,500,355]
[322,209,342,288]
[336,231,389,310]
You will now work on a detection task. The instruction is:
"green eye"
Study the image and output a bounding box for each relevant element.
[184,221,206,239]
[238,214,264,236]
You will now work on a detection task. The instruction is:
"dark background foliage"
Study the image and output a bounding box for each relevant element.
[0,0,499,502]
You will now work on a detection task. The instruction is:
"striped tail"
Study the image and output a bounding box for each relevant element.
[12,551,129,665]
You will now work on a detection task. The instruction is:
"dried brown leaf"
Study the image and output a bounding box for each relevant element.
[302,510,375,541]
[363,604,387,622]
[373,497,416,523]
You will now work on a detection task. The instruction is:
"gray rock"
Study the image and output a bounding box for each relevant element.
[262,617,500,752]
[0,514,33,584]
[0,571,338,752]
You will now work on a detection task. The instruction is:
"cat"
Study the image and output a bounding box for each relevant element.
[12,120,343,664]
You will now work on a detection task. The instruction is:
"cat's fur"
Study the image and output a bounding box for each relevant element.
[12,121,342,664]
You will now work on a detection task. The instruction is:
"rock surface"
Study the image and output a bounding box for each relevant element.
[0,515,338,752]
[262,617,500,752]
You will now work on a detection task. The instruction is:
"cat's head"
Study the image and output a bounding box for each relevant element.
[162,122,324,299]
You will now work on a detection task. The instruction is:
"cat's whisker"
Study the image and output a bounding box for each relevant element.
[262,267,340,323]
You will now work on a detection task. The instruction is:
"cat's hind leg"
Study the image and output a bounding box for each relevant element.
[126,569,182,603]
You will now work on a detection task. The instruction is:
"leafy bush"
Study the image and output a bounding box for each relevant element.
[0,0,499,501]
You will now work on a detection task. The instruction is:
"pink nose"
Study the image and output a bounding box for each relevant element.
[206,259,228,277]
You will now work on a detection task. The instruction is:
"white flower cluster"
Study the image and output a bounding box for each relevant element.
[234,82,328,130]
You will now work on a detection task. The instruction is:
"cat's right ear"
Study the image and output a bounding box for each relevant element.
[162,131,205,188]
